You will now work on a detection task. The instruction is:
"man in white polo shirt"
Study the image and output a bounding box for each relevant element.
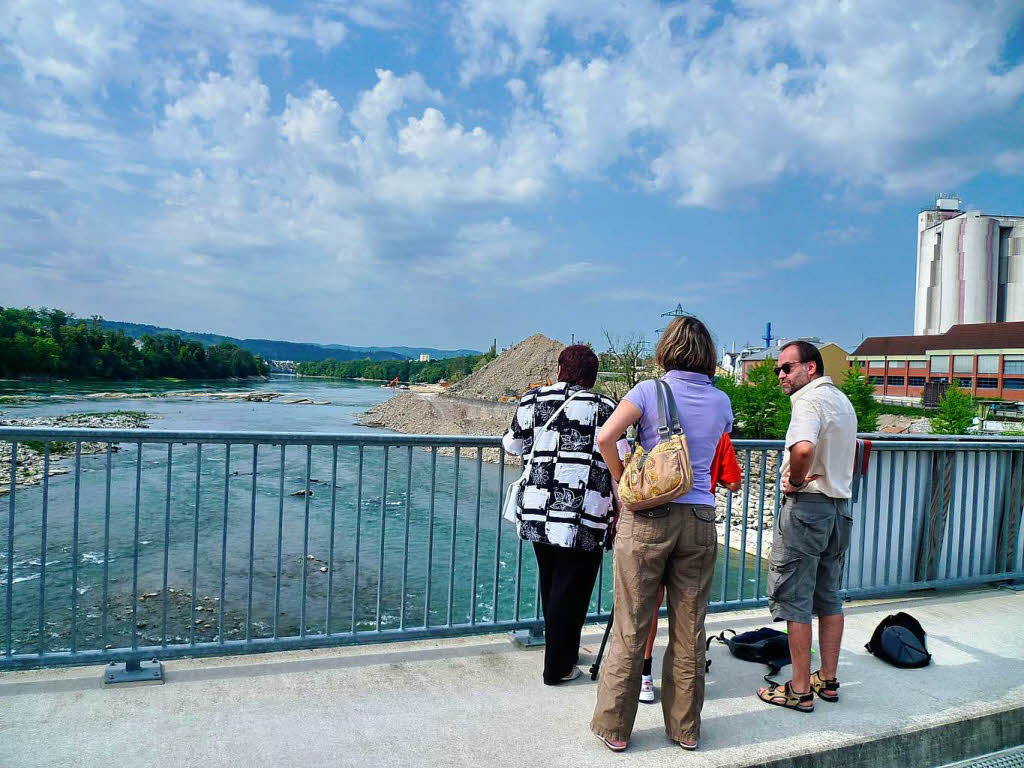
[757,340,857,713]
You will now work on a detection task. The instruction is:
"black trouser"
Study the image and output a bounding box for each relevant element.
[532,541,603,685]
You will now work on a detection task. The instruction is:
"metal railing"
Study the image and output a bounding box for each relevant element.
[1,427,1022,670]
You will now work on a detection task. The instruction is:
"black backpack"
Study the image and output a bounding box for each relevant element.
[710,627,792,682]
[865,612,932,668]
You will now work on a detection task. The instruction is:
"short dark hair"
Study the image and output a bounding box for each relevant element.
[557,344,599,388]
[780,340,825,377]
[656,316,717,377]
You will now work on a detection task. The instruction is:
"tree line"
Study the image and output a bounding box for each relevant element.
[0,307,268,380]
[296,348,496,384]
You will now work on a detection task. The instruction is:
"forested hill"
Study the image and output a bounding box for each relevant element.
[100,321,480,362]
[0,308,268,380]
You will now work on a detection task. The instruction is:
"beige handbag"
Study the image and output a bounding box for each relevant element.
[618,379,694,512]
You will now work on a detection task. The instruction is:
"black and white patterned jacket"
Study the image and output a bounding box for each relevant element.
[501,382,618,552]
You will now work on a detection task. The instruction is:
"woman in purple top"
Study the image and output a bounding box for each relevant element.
[590,316,733,753]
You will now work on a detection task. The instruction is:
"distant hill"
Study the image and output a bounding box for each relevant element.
[99,321,479,363]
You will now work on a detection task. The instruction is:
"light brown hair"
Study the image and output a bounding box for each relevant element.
[655,316,716,377]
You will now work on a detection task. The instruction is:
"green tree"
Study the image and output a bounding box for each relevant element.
[598,331,650,400]
[930,386,976,435]
[716,359,790,439]
[839,362,879,433]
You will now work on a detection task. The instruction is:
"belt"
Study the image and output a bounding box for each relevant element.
[786,491,843,504]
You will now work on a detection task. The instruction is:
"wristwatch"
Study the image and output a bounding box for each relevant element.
[789,476,807,489]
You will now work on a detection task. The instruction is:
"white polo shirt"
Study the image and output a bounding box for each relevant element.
[780,376,857,499]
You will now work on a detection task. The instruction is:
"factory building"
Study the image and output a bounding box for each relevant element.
[849,322,1024,402]
[914,197,1024,335]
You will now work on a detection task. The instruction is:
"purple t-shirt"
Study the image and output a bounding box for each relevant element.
[624,370,734,506]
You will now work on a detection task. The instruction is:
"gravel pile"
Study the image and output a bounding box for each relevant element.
[443,333,564,402]
[358,393,518,464]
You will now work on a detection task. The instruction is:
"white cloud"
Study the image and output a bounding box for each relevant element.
[281,88,343,145]
[313,17,347,50]
[772,251,811,270]
[453,0,1024,206]
[995,149,1024,175]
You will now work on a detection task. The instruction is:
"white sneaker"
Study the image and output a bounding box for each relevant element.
[639,675,655,703]
[560,666,582,682]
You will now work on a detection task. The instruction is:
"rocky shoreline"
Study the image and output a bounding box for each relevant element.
[0,389,330,405]
[0,411,154,495]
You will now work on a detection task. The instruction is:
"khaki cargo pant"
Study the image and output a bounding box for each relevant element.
[590,502,717,745]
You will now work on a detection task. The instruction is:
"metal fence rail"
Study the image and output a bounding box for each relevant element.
[1,427,1022,671]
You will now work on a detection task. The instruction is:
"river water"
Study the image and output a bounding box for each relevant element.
[1,375,764,654]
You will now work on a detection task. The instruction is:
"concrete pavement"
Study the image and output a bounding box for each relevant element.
[1,587,1022,768]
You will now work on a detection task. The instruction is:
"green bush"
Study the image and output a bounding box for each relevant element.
[839,363,879,433]
[715,360,790,439]
[930,386,976,435]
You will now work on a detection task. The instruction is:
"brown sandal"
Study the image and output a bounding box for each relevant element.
[757,680,814,712]
[811,670,839,702]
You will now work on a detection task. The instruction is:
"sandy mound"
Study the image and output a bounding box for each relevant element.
[443,333,564,401]
[358,393,518,463]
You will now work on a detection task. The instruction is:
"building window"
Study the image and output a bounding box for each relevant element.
[955,377,973,388]
[909,376,926,386]
[869,360,885,369]
[908,360,927,369]
[977,378,998,389]
[869,376,884,385]
[887,376,905,386]
[953,355,973,373]
[887,360,905,367]
[930,356,949,373]
[977,355,999,374]
[1003,378,1024,390]
[1005,355,1024,375]
[931,376,949,384]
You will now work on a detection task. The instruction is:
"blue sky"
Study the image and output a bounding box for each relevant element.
[2,0,1023,354]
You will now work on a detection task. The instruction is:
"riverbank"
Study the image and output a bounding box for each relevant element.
[0,390,329,405]
[0,411,154,494]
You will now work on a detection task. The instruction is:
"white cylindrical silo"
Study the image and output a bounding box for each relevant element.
[961,216,998,325]
[1007,229,1024,322]
[937,218,962,332]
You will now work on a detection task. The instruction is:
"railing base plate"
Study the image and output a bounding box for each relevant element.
[103,659,164,687]
[999,581,1024,592]
[510,628,545,648]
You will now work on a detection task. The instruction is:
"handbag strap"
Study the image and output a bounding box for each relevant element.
[654,379,684,438]
[521,388,586,469]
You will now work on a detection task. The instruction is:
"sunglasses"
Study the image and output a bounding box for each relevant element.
[774,361,805,376]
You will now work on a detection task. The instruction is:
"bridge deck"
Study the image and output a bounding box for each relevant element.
[2,587,1022,768]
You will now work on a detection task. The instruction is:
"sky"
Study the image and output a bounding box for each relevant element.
[2,1,1023,355]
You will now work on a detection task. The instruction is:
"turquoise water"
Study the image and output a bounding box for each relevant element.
[1,376,766,652]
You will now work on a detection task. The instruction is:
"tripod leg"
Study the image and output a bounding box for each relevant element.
[589,608,614,680]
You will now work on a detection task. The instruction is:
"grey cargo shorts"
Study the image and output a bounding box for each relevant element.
[767,492,852,624]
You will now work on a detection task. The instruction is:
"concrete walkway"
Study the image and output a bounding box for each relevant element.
[1,588,1022,768]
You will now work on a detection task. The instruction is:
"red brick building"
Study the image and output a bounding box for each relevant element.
[849,322,1024,402]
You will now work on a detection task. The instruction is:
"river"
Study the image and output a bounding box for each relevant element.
[1,375,764,654]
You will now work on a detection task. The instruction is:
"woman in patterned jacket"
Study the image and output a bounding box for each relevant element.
[502,344,619,685]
